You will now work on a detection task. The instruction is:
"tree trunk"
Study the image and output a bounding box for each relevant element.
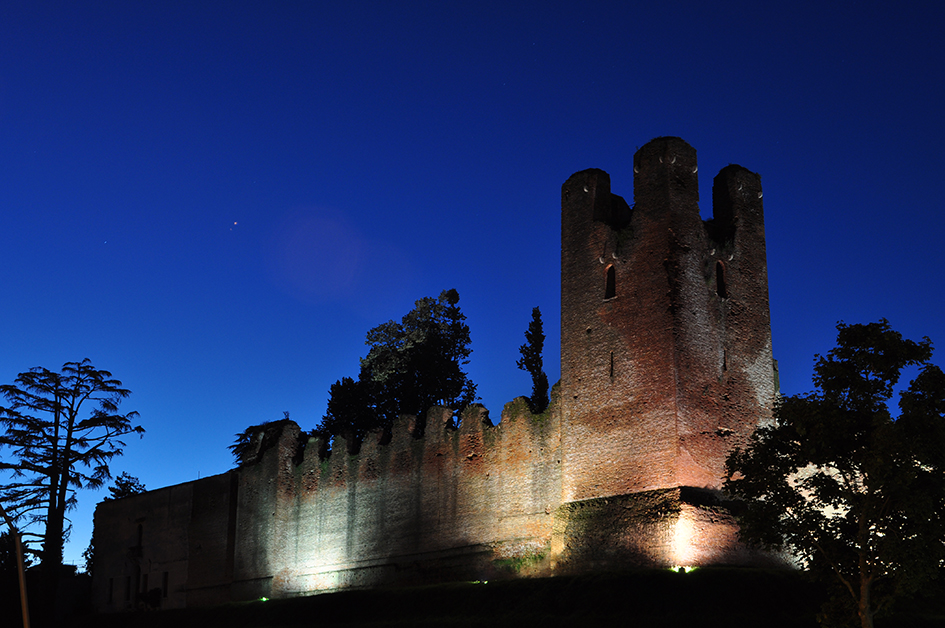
[41,473,68,613]
[41,510,64,611]
[858,574,874,628]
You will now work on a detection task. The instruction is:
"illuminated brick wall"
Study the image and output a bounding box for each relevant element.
[560,137,776,500]
[93,398,564,608]
[251,401,562,596]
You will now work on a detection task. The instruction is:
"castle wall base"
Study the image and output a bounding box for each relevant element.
[551,489,782,572]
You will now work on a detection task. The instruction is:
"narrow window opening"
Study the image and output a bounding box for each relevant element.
[715,261,728,299]
[163,572,169,598]
[604,264,616,299]
[124,576,131,601]
[137,524,143,548]
[141,573,148,594]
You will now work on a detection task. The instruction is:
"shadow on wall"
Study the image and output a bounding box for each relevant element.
[235,397,562,597]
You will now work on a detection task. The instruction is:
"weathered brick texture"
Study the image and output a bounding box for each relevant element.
[561,137,775,500]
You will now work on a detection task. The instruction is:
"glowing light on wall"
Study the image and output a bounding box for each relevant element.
[670,565,697,573]
[672,508,696,567]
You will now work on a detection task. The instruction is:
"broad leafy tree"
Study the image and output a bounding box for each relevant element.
[0,359,143,601]
[318,377,373,446]
[517,306,549,413]
[725,320,945,628]
[361,288,477,429]
[317,289,478,445]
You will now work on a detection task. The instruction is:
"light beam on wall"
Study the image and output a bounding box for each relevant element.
[672,509,696,567]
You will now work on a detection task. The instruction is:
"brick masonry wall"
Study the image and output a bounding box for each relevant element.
[92,483,196,611]
[560,137,776,499]
[257,398,562,596]
[94,398,563,608]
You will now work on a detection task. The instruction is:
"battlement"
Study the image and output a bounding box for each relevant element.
[561,136,775,499]
[632,136,700,211]
[290,397,560,505]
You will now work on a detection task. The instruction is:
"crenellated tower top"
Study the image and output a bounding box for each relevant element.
[560,136,776,502]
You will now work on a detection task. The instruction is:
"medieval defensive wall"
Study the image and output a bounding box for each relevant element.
[92,137,780,611]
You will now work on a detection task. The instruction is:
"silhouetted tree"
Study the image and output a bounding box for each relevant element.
[0,359,143,606]
[0,531,30,615]
[517,306,549,413]
[725,320,945,628]
[230,411,293,466]
[105,472,146,500]
[317,289,478,445]
[317,377,373,445]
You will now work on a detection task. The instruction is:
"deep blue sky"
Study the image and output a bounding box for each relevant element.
[2,1,942,565]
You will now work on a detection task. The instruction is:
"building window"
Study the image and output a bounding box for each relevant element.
[604,264,616,299]
[163,572,169,598]
[715,261,728,299]
[124,576,131,601]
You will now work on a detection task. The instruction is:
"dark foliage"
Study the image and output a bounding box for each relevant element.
[315,290,478,448]
[105,472,146,500]
[516,306,549,413]
[0,531,29,588]
[725,320,945,628]
[230,412,294,466]
[0,359,143,604]
[316,377,373,446]
[0,532,28,624]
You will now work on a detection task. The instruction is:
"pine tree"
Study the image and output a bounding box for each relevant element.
[0,359,143,605]
[105,472,146,500]
[517,307,549,413]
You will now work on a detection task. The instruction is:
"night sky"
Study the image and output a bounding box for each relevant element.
[2,1,942,566]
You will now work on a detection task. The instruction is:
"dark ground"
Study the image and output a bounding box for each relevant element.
[49,567,944,628]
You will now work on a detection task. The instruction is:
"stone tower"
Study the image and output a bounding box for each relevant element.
[560,136,777,504]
